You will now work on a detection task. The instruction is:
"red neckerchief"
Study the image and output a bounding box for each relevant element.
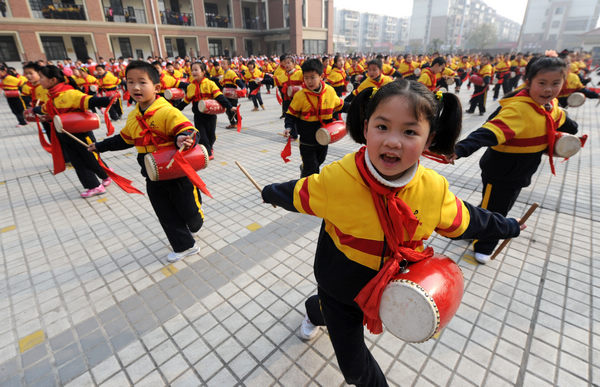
[370,75,386,88]
[353,146,434,334]
[515,89,560,175]
[423,68,437,91]
[135,104,171,147]
[303,81,327,125]
[193,78,205,101]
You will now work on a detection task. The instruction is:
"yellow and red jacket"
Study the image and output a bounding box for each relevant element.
[483,91,566,154]
[347,63,365,77]
[0,74,23,91]
[42,83,93,115]
[326,67,346,88]
[398,61,418,78]
[221,69,241,87]
[353,75,393,96]
[558,72,584,98]
[417,68,439,91]
[21,82,48,105]
[119,97,196,153]
[97,71,121,91]
[242,67,264,83]
[159,72,180,90]
[287,82,343,123]
[184,77,223,103]
[73,74,98,93]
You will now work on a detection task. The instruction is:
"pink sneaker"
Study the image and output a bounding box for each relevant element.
[80,185,106,198]
[102,177,112,187]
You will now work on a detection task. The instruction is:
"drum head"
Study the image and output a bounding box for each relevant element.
[346,83,354,93]
[89,85,98,92]
[438,87,448,93]
[144,153,159,181]
[554,135,581,158]
[52,115,63,132]
[446,77,455,85]
[315,128,331,146]
[380,279,439,343]
[164,89,174,100]
[567,92,585,107]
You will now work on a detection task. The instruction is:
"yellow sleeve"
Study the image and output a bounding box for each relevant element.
[481,105,522,144]
[165,106,196,137]
[184,82,196,103]
[291,164,332,218]
[287,91,305,117]
[434,177,470,238]
[119,114,137,144]
[417,73,432,87]
[54,89,92,111]
[208,80,223,98]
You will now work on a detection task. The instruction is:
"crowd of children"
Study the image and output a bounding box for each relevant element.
[0,48,591,386]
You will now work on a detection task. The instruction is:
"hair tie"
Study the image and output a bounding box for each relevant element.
[370,87,378,99]
[435,90,443,101]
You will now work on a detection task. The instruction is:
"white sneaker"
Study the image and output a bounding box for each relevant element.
[298,314,319,341]
[475,252,492,264]
[167,243,199,263]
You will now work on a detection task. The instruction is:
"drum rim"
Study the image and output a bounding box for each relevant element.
[315,128,332,146]
[144,153,159,181]
[199,144,209,166]
[380,279,440,343]
[567,92,585,107]
[554,135,581,158]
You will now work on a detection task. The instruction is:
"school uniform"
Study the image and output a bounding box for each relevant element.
[262,148,520,386]
[352,75,393,96]
[97,71,123,119]
[1,74,27,125]
[276,67,304,119]
[467,63,492,114]
[398,60,419,80]
[221,69,245,126]
[285,81,343,177]
[95,97,203,253]
[182,77,232,156]
[325,67,347,97]
[557,72,599,107]
[243,67,265,108]
[455,89,578,254]
[493,60,511,99]
[417,68,439,92]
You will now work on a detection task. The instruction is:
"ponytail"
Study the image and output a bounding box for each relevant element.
[429,92,462,155]
[346,87,376,144]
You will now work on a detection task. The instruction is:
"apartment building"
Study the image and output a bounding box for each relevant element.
[0,0,333,66]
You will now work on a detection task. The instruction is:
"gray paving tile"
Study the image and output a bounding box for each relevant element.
[49,329,75,352]
[24,357,52,385]
[58,357,87,385]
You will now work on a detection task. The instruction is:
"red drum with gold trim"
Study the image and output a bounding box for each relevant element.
[469,75,484,86]
[53,112,100,133]
[315,120,346,145]
[379,255,464,343]
[566,92,585,107]
[164,88,185,100]
[223,88,246,99]
[287,85,302,98]
[4,90,20,98]
[104,89,120,98]
[198,99,226,114]
[144,144,209,181]
[24,108,37,122]
[554,133,583,158]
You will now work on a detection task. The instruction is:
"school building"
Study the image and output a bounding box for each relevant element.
[0,0,333,67]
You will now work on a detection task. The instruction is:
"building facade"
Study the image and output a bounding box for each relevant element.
[519,0,600,51]
[0,0,333,66]
[333,8,408,53]
[408,0,520,52]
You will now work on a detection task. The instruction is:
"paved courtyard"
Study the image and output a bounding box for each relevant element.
[0,84,598,386]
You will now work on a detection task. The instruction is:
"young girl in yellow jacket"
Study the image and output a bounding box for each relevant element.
[262,80,523,386]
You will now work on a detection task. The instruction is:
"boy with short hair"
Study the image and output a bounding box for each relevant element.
[89,61,204,262]
[284,58,344,177]
[95,64,123,120]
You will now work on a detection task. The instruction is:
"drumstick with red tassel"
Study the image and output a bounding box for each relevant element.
[235,161,276,208]
[490,203,539,260]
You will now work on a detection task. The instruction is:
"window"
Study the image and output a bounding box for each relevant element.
[29,0,86,20]
[283,0,289,27]
[551,20,560,28]
[208,39,222,56]
[165,38,173,57]
[323,0,328,28]
[119,37,132,58]
[0,36,20,62]
[41,36,67,60]
[302,0,306,27]
[302,39,326,54]
[555,7,563,14]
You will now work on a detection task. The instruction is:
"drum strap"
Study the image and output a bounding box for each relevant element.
[353,146,435,334]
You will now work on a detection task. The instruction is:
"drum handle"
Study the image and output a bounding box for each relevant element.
[60,129,90,148]
[235,161,276,208]
[490,203,539,260]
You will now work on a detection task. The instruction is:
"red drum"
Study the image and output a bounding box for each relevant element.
[469,75,484,86]
[4,90,20,98]
[144,144,209,181]
[554,133,583,158]
[567,92,585,107]
[316,120,346,145]
[53,112,100,133]
[89,85,98,93]
[223,88,246,99]
[379,255,464,343]
[198,99,226,114]
[24,108,37,122]
[414,68,421,76]
[287,85,302,97]
[164,88,184,100]
[104,89,120,98]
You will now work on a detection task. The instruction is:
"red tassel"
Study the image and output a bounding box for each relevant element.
[236,105,242,132]
[275,88,282,105]
[580,134,588,147]
[96,156,143,194]
[50,123,65,174]
[35,116,52,153]
[280,137,292,163]
[173,149,214,198]
[123,90,131,107]
[250,87,260,96]
[103,95,118,136]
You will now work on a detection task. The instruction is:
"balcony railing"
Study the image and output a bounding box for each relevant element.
[160,10,194,26]
[35,3,86,20]
[243,18,265,30]
[104,7,147,23]
[205,13,231,28]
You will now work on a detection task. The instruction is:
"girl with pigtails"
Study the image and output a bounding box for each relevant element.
[259,79,524,386]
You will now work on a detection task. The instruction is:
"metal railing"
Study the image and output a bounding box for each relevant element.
[205,13,231,28]
[104,7,147,24]
[160,10,194,26]
[33,2,86,20]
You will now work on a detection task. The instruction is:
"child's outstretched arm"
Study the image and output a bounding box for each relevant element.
[449,201,521,241]
[262,169,330,217]
[89,134,133,153]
